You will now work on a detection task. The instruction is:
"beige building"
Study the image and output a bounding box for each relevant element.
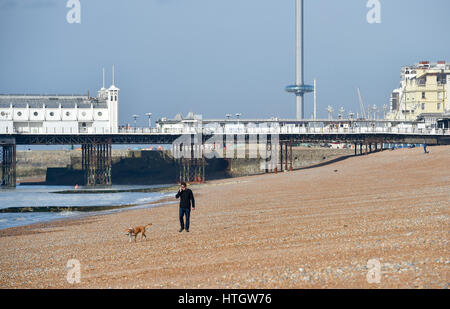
[388,61,449,125]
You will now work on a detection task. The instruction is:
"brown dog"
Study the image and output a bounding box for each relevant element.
[126,224,152,243]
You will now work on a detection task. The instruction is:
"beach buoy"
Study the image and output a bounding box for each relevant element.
[74,184,79,190]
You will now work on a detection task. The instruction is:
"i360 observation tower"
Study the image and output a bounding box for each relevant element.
[285,0,314,120]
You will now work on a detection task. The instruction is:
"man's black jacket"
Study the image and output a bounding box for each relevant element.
[175,188,195,209]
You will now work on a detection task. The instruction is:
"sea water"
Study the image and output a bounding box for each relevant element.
[0,184,175,230]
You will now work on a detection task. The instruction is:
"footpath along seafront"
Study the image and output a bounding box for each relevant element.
[0,146,449,288]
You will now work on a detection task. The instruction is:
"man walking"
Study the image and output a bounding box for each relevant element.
[175,182,195,232]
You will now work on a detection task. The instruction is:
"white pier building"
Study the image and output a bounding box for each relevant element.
[0,77,119,134]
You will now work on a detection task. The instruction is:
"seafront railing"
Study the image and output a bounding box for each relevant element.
[114,126,449,136]
[1,126,450,136]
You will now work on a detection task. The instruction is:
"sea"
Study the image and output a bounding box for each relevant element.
[0,184,175,230]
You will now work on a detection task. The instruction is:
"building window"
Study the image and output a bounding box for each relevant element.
[437,74,446,85]
[115,96,117,101]
[33,112,38,116]
[17,111,22,116]
[98,112,103,117]
[421,103,425,110]
[66,112,70,116]
[422,92,426,99]
[110,96,113,101]
[437,103,441,110]
[82,112,87,117]
[1,112,5,116]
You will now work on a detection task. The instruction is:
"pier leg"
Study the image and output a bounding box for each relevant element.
[177,139,207,183]
[279,143,283,172]
[284,142,288,172]
[265,143,268,173]
[272,143,276,173]
[82,139,112,186]
[289,140,293,171]
[1,144,16,187]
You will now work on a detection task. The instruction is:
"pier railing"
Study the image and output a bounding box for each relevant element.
[2,126,450,136]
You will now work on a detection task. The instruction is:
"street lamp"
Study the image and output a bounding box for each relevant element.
[383,104,388,120]
[338,107,345,120]
[235,113,242,126]
[327,106,334,120]
[145,113,152,129]
[132,114,139,129]
[226,114,231,120]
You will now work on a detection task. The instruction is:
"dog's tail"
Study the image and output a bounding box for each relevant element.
[145,223,152,228]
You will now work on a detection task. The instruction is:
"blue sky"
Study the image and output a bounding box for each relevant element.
[0,0,449,125]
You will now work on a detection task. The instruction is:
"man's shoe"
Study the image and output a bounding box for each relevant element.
[179,228,184,232]
[186,229,189,232]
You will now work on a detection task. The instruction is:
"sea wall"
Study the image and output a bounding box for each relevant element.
[12,149,129,180]
[228,147,354,177]
[5,147,354,185]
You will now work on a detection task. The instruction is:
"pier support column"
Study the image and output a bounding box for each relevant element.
[1,144,16,187]
[284,142,288,171]
[277,141,293,172]
[289,140,293,171]
[279,142,283,172]
[266,141,273,173]
[273,142,278,174]
[82,139,112,186]
[176,136,206,184]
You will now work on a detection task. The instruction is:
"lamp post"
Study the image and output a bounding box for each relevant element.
[327,106,334,120]
[339,107,345,120]
[145,113,152,130]
[372,105,378,120]
[235,113,242,126]
[132,114,139,130]
[383,104,388,120]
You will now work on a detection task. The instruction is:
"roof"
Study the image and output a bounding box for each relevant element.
[0,94,108,109]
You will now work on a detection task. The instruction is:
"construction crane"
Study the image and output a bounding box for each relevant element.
[357,88,366,120]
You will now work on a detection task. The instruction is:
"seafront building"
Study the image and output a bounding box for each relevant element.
[0,77,119,134]
[387,61,450,126]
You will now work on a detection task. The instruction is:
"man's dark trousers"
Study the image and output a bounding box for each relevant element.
[179,207,191,230]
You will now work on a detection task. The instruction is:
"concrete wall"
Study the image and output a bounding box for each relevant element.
[12,149,130,180]
[6,147,354,185]
[228,147,354,177]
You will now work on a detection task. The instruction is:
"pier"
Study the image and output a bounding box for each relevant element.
[1,119,449,187]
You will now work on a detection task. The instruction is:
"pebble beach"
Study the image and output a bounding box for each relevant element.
[0,146,449,289]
